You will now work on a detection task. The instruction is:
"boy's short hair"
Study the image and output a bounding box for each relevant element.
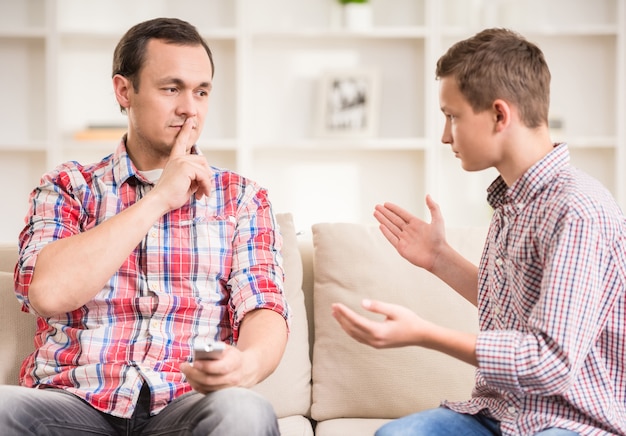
[436,28,551,128]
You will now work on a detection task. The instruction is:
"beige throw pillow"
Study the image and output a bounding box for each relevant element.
[311,222,487,421]
[252,213,312,418]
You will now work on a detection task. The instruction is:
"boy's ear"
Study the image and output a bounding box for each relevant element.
[493,99,511,132]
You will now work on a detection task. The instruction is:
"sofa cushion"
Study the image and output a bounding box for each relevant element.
[310,222,487,421]
[252,213,312,418]
[315,418,392,436]
[277,415,314,436]
[0,243,18,273]
[0,271,36,385]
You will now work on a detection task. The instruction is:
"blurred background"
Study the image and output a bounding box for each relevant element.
[0,0,624,243]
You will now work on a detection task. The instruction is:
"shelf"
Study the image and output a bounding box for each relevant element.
[0,29,47,39]
[442,0,620,31]
[246,37,426,142]
[0,141,48,152]
[442,25,620,39]
[57,28,238,41]
[0,0,47,31]
[250,27,429,39]
[250,138,429,151]
[0,0,624,243]
[0,37,47,146]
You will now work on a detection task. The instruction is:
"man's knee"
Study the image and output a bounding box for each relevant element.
[0,385,113,436]
[0,385,54,422]
[198,387,278,436]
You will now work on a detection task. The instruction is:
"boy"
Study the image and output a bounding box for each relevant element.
[332,28,626,435]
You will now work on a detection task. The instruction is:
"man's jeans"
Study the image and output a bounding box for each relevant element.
[375,407,579,436]
[0,384,279,436]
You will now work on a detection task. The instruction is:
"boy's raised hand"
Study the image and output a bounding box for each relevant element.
[374,195,446,272]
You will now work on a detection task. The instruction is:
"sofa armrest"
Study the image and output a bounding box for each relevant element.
[0,244,18,273]
[0,272,36,385]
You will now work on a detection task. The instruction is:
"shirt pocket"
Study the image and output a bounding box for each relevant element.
[185,215,236,284]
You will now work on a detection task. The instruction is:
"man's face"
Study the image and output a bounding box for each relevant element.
[438,77,498,172]
[125,39,213,158]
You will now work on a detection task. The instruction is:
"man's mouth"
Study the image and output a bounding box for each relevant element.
[171,124,196,130]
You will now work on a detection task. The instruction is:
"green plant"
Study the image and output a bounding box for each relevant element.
[338,0,368,4]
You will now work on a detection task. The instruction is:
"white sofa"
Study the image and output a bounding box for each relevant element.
[0,213,488,435]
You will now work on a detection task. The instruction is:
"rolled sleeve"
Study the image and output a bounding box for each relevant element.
[228,187,290,341]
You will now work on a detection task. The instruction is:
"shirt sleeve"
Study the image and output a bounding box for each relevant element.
[227,184,290,342]
[15,164,87,314]
[476,215,622,396]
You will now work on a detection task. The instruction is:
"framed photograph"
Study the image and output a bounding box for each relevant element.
[316,68,379,138]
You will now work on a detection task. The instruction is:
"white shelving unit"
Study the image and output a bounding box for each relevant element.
[1,0,624,243]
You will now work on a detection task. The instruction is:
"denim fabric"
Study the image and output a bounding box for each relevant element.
[375,407,579,436]
[0,384,279,436]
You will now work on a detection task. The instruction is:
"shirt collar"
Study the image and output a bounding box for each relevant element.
[111,136,202,187]
[487,143,570,212]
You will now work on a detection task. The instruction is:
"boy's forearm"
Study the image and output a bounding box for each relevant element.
[423,322,478,366]
[430,243,479,306]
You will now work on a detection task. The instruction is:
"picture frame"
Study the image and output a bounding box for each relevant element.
[316,68,379,138]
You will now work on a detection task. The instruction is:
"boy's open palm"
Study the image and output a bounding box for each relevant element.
[374,195,447,272]
[331,299,436,349]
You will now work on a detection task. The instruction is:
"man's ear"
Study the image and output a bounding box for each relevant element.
[113,74,132,111]
[493,99,511,132]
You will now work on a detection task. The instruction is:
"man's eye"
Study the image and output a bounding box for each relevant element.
[197,89,210,97]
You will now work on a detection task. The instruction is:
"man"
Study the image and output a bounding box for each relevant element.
[0,17,289,435]
[332,28,626,435]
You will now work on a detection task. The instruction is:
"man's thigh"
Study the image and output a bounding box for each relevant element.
[141,387,279,436]
[0,385,115,436]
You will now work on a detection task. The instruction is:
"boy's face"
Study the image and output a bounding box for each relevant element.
[123,39,213,162]
[438,77,499,172]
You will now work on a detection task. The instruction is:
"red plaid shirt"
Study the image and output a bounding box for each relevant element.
[444,144,626,435]
[14,140,290,418]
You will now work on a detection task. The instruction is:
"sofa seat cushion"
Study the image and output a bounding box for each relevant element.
[277,415,314,436]
[315,418,392,436]
[311,223,487,422]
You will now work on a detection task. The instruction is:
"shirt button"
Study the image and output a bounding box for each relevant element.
[507,406,517,415]
[149,282,159,291]
[151,320,159,329]
[494,306,501,315]
[495,258,504,266]
[149,230,158,239]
